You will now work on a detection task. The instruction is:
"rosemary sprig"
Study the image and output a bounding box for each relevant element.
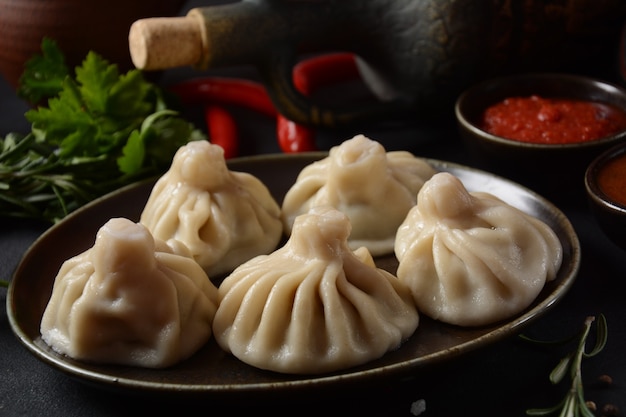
[523,314,608,417]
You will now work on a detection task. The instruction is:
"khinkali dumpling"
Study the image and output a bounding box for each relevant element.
[40,218,219,368]
[213,206,419,374]
[394,172,563,327]
[281,134,436,256]
[140,140,283,277]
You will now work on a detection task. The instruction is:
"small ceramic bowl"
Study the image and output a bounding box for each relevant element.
[585,142,626,250]
[455,73,626,201]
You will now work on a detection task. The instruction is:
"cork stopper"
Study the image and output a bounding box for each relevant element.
[128,15,204,70]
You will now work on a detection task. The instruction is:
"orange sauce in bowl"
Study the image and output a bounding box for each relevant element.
[597,152,626,207]
[481,95,626,144]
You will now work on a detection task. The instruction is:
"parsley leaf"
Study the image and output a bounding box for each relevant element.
[17,38,69,104]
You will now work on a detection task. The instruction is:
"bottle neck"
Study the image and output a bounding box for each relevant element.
[190,1,364,70]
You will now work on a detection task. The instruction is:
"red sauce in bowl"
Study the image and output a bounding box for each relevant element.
[597,152,626,207]
[481,95,626,144]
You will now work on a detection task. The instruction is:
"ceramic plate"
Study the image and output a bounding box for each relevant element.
[7,152,580,399]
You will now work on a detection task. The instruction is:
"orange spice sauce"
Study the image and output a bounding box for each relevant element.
[597,152,626,207]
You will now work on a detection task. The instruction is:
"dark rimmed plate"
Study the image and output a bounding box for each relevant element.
[6,152,580,399]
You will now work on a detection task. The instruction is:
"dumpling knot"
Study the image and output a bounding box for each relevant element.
[92,218,156,274]
[418,172,474,219]
[329,134,388,195]
[291,206,351,256]
[175,141,229,189]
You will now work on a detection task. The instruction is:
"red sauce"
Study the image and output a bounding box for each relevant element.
[481,95,626,144]
[597,152,626,207]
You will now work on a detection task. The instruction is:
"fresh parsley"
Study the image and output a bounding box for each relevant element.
[1,38,204,223]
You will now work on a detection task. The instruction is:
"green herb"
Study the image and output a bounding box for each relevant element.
[523,314,608,417]
[1,38,204,223]
[17,37,68,103]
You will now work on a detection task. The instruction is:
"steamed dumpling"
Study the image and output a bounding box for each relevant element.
[281,134,436,256]
[40,218,219,368]
[140,141,283,277]
[394,172,563,327]
[213,206,419,374]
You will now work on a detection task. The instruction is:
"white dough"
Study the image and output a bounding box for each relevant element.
[40,218,219,368]
[213,206,419,374]
[140,141,283,277]
[281,134,436,256]
[394,172,563,327]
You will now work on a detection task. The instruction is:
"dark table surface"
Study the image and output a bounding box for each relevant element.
[2,6,626,416]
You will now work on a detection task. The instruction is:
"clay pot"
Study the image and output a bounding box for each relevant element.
[0,0,185,89]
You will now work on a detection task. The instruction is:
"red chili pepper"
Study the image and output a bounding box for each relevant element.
[277,114,317,153]
[205,105,239,159]
[292,52,359,95]
[277,53,360,153]
[169,56,361,155]
[169,77,277,118]
[170,77,277,158]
